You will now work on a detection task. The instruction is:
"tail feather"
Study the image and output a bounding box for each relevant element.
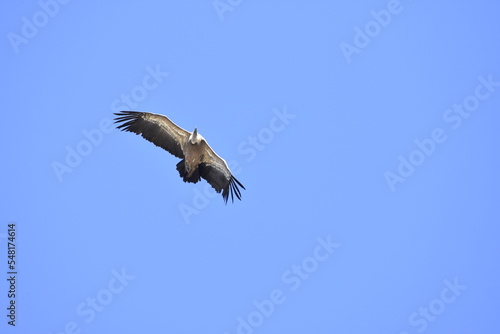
[176,160,200,183]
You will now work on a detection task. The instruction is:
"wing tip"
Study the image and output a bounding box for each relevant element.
[113,111,144,131]
[222,175,245,204]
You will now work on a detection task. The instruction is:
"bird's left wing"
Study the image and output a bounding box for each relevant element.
[114,111,190,159]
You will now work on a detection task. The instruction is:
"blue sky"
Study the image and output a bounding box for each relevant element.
[2,1,500,333]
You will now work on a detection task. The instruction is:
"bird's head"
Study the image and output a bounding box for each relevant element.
[189,127,201,144]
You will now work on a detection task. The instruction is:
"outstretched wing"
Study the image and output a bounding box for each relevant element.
[198,141,246,203]
[114,111,190,158]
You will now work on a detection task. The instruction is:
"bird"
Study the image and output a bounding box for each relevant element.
[114,111,245,203]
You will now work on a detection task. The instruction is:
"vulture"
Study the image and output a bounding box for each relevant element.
[114,111,245,203]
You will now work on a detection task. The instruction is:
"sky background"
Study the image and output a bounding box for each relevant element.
[1,1,500,333]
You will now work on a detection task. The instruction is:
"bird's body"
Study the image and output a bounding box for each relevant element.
[183,128,205,178]
[114,111,245,203]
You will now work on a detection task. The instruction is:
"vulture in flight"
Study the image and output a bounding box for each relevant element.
[114,111,245,203]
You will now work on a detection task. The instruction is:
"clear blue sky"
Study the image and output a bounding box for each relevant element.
[2,1,500,333]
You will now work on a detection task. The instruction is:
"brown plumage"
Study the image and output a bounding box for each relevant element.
[114,111,245,203]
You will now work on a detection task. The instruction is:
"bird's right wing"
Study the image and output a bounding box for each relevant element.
[114,111,190,158]
[198,140,246,203]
